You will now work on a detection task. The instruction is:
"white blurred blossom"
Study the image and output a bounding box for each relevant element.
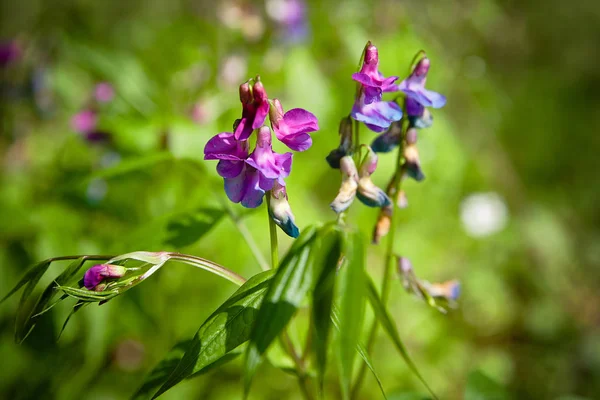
[460,192,508,237]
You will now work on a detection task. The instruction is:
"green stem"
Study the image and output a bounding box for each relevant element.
[266,193,314,400]
[266,194,279,268]
[351,123,406,399]
[167,253,247,286]
[222,200,270,271]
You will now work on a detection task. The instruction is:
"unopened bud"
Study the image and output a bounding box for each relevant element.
[356,146,391,208]
[372,205,392,244]
[371,121,402,153]
[397,190,409,209]
[326,117,354,169]
[252,79,268,103]
[84,264,127,291]
[406,127,418,145]
[268,182,300,238]
[403,144,425,181]
[239,81,253,105]
[268,98,284,126]
[330,156,359,213]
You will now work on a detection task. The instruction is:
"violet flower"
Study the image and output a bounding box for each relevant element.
[351,43,403,133]
[269,98,318,152]
[71,110,98,133]
[205,127,292,208]
[84,264,127,291]
[234,79,270,141]
[396,57,446,125]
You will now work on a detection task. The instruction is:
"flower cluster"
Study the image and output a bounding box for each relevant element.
[397,256,460,313]
[204,76,319,237]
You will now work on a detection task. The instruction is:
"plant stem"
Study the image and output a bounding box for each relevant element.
[351,125,406,399]
[222,201,270,271]
[266,193,314,400]
[266,194,279,268]
[167,253,247,286]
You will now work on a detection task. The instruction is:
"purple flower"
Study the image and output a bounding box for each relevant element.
[351,43,403,133]
[95,82,115,103]
[245,126,292,188]
[205,127,292,208]
[267,0,309,43]
[269,98,318,152]
[71,110,98,133]
[234,79,270,141]
[84,264,127,291]
[396,57,446,118]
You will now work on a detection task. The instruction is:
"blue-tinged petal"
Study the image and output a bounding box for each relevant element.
[352,100,402,133]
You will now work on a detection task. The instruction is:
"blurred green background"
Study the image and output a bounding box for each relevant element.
[1,0,599,399]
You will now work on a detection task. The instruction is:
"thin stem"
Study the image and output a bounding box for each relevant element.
[351,121,406,399]
[266,194,279,268]
[168,253,247,286]
[222,200,270,271]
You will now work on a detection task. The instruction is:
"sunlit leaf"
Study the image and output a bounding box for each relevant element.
[365,277,437,399]
[243,225,319,397]
[338,230,366,400]
[311,226,343,390]
[151,269,275,399]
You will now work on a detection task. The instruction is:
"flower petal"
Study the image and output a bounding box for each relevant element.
[216,160,244,178]
[252,100,270,129]
[282,108,319,133]
[204,132,246,160]
[352,100,403,133]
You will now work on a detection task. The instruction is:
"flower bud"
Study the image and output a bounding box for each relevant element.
[252,78,268,103]
[423,280,461,301]
[84,264,127,291]
[268,182,300,238]
[268,98,285,126]
[355,147,391,208]
[406,127,418,145]
[239,81,253,105]
[330,156,359,213]
[403,144,425,181]
[397,189,409,209]
[326,117,353,169]
[372,205,392,244]
[370,121,402,153]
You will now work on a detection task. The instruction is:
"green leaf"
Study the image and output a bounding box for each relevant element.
[16,257,89,342]
[465,370,509,400]
[244,225,320,397]
[126,207,225,249]
[1,260,52,305]
[331,307,387,400]
[133,340,241,400]
[151,270,275,399]
[365,277,437,399]
[84,152,174,182]
[338,230,366,400]
[311,227,343,390]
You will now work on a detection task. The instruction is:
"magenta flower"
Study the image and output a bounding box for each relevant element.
[234,79,270,141]
[84,264,127,291]
[71,109,98,133]
[396,57,446,118]
[246,126,292,187]
[351,43,403,133]
[205,127,292,208]
[269,98,318,152]
[95,82,115,103]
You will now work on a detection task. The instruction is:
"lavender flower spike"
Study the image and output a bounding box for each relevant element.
[269,98,319,152]
[268,182,300,238]
[330,156,359,214]
[84,264,127,291]
[351,43,403,132]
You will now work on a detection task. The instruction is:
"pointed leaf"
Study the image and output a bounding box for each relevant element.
[338,230,366,400]
[1,260,51,304]
[152,270,275,399]
[311,227,343,390]
[244,225,320,396]
[332,307,387,400]
[365,277,437,399]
